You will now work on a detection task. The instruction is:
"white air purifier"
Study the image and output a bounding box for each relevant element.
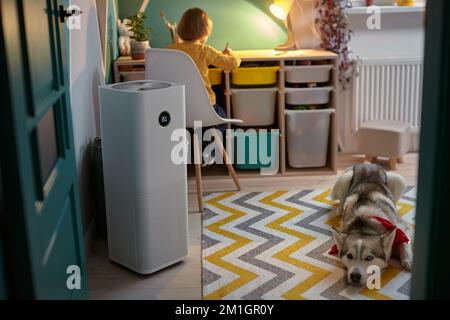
[99,80,188,274]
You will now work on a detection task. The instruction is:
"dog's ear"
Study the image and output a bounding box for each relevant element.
[331,169,354,203]
[332,226,347,253]
[381,229,397,262]
[386,172,406,202]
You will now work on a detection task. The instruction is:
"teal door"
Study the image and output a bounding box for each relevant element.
[0,0,88,299]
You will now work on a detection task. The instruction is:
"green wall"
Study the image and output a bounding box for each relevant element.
[118,0,287,50]
[106,0,119,84]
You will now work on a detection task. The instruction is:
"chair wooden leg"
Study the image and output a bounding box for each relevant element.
[389,158,398,171]
[193,132,204,212]
[211,129,241,191]
[397,157,404,164]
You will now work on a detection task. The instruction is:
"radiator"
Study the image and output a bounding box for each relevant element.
[353,57,423,131]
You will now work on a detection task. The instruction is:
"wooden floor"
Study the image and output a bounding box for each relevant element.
[88,153,419,300]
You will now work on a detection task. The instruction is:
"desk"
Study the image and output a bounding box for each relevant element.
[221,49,339,177]
[113,56,145,83]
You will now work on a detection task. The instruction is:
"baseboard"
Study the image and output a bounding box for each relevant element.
[84,214,97,260]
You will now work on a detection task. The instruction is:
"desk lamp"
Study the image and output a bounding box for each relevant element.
[269,0,296,51]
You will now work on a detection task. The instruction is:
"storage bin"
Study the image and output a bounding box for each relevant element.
[209,68,223,86]
[231,88,278,127]
[231,66,279,86]
[286,87,333,105]
[234,129,279,170]
[285,65,333,84]
[285,109,334,168]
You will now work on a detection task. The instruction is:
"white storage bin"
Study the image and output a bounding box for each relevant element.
[285,87,333,105]
[285,65,333,84]
[231,88,278,127]
[286,109,334,168]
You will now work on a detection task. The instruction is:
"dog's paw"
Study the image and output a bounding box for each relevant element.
[401,256,413,271]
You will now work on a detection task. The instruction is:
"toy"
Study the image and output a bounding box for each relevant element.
[117,18,132,56]
[160,11,180,44]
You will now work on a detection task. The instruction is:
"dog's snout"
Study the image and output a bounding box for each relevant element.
[350,271,362,283]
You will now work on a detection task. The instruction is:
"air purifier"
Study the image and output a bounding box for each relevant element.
[99,80,188,274]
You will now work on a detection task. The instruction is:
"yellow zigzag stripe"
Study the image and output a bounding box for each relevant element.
[261,191,330,300]
[313,189,337,207]
[360,265,403,300]
[313,189,341,228]
[204,192,257,300]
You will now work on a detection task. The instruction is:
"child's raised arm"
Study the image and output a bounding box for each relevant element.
[205,45,241,71]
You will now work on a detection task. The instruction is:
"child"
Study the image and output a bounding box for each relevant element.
[168,8,241,164]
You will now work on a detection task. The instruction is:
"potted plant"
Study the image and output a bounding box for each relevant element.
[126,12,151,60]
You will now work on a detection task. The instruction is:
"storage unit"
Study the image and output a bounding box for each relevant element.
[285,65,333,84]
[231,88,278,127]
[285,109,334,168]
[99,80,189,274]
[286,87,333,105]
[231,66,279,86]
[209,68,223,86]
[206,49,339,177]
[234,130,279,170]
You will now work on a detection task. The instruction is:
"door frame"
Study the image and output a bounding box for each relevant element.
[0,0,88,299]
[411,0,450,299]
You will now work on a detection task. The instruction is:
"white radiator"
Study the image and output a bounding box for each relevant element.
[353,57,423,131]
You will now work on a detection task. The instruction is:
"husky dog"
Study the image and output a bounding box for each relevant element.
[330,164,413,286]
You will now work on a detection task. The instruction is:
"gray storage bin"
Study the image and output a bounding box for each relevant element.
[231,87,278,127]
[285,65,333,84]
[286,87,333,105]
[286,109,334,168]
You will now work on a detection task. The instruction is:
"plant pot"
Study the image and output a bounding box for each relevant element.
[130,40,149,60]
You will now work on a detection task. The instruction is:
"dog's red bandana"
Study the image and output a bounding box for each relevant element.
[328,216,410,256]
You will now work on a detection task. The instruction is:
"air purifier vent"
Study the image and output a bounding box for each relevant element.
[112,81,172,92]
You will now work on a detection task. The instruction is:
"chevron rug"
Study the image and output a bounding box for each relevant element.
[202,187,416,300]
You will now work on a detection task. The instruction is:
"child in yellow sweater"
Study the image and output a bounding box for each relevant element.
[168,8,241,164]
[168,8,241,118]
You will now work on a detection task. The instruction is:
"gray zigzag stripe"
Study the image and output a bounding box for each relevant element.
[285,190,333,237]
[401,196,416,202]
[203,207,219,221]
[397,278,411,296]
[232,192,295,300]
[202,234,220,250]
[401,186,416,202]
[203,267,221,286]
[321,277,350,300]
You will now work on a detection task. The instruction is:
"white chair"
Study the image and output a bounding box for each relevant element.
[146,48,242,212]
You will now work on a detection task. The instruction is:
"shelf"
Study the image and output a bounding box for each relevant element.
[348,5,425,15]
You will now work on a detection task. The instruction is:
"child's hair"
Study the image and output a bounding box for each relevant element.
[177,8,213,42]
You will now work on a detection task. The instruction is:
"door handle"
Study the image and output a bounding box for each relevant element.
[58,5,82,23]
